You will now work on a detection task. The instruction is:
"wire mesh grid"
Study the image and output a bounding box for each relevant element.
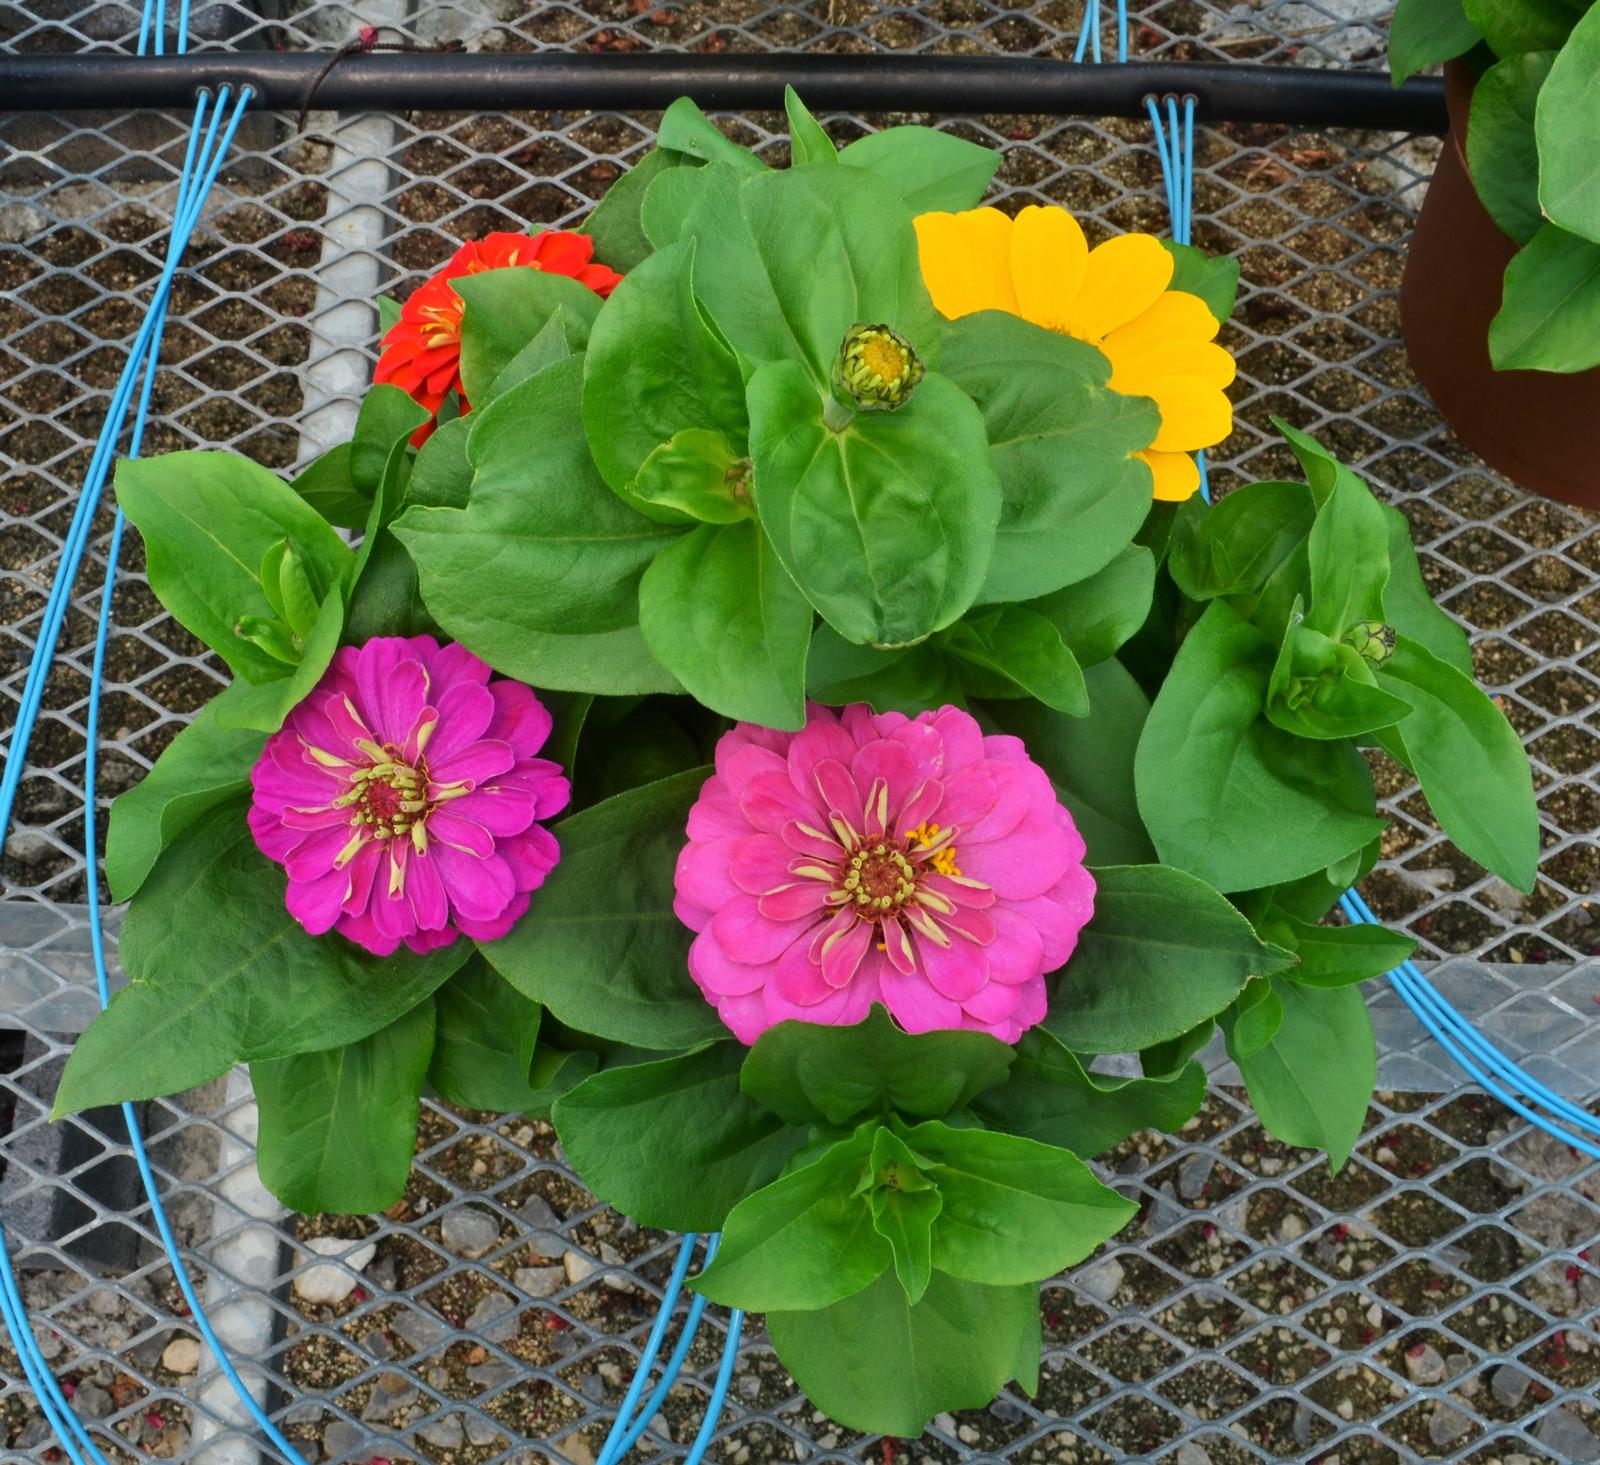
[1,1,1598,1461]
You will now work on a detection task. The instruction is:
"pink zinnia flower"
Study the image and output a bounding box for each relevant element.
[674,703,1095,1044]
[248,635,569,956]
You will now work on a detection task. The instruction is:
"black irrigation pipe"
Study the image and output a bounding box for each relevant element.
[4,53,1448,131]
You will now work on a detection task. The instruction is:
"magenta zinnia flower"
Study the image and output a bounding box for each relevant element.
[248,635,569,956]
[674,702,1095,1044]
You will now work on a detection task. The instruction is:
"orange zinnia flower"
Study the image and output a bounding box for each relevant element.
[374,230,621,440]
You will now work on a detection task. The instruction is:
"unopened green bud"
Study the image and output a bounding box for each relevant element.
[834,322,924,412]
[1341,620,1396,666]
[235,613,301,665]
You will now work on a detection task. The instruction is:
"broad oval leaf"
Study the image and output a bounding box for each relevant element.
[748,359,999,647]
[939,311,1160,601]
[554,1043,803,1232]
[454,267,604,406]
[481,767,727,1050]
[54,797,468,1115]
[1389,0,1480,84]
[1488,223,1600,373]
[427,958,547,1113]
[837,126,999,213]
[1046,863,1295,1054]
[1470,51,1557,244]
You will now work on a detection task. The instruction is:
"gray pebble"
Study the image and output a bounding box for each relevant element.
[1428,1403,1473,1449]
[1534,1406,1600,1462]
[468,1360,517,1390]
[362,1372,420,1423]
[417,1413,466,1449]
[74,1383,113,1420]
[16,1417,54,1449]
[1490,1364,1532,1409]
[1404,1344,1445,1385]
[441,1206,502,1259]
[1075,1257,1124,1304]
[466,1414,502,1447]
[1291,1401,1314,1447]
[465,1290,520,1344]
[515,1264,566,1298]
[322,1417,366,1459]
[1178,1154,1214,1201]
[519,1193,562,1229]
[390,1307,449,1353]
[1175,1444,1212,1465]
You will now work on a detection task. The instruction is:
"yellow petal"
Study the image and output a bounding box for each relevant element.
[1103,290,1221,358]
[1144,375,1233,452]
[1140,449,1201,502]
[1105,339,1236,393]
[913,208,1018,320]
[1063,234,1175,341]
[1008,204,1089,332]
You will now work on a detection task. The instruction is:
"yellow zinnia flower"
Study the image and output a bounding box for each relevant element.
[913,204,1235,501]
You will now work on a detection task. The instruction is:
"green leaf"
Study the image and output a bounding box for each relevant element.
[657,98,767,172]
[785,86,838,164]
[838,126,999,213]
[1282,423,1390,636]
[251,998,435,1214]
[1266,609,1413,741]
[1489,223,1600,372]
[1224,977,1284,1059]
[55,798,468,1115]
[1272,912,1417,987]
[1389,0,1481,84]
[1135,601,1384,892]
[626,429,752,525]
[488,308,579,400]
[350,383,430,498]
[748,358,999,647]
[1141,1017,1216,1079]
[768,1268,1040,1438]
[1379,505,1475,678]
[377,293,402,336]
[454,267,604,406]
[1045,862,1294,1054]
[806,627,966,715]
[104,680,267,902]
[581,238,748,496]
[1169,480,1316,604]
[291,443,371,531]
[971,1028,1206,1157]
[483,768,727,1049]
[637,521,810,727]
[942,606,1088,715]
[1027,546,1155,669]
[1374,636,1539,890]
[402,415,473,512]
[692,1125,888,1310]
[740,1004,1014,1127]
[1469,51,1557,244]
[868,1127,941,1303]
[647,161,939,383]
[554,1043,803,1232]
[427,958,548,1112]
[523,1044,599,1120]
[393,356,680,694]
[983,659,1156,867]
[1159,240,1240,322]
[1465,0,1575,58]
[1230,977,1375,1170]
[213,591,349,735]
[581,147,697,273]
[114,451,354,685]
[940,311,1160,600]
[905,1119,1136,1285]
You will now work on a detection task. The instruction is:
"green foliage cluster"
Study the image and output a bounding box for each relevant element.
[57,91,1537,1435]
[1390,0,1600,371]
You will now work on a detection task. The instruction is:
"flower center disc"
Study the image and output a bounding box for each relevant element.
[844,842,918,916]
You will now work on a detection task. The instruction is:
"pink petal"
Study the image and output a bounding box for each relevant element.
[712,895,805,964]
[428,808,495,857]
[759,882,829,921]
[962,760,1039,844]
[357,642,429,746]
[499,824,560,892]
[936,765,999,831]
[773,936,839,1007]
[429,738,515,790]
[961,978,1025,1027]
[690,929,773,997]
[811,758,863,823]
[983,907,1046,984]
[928,706,985,769]
[849,741,919,827]
[878,959,963,1034]
[448,787,537,839]
[730,833,801,896]
[455,891,529,944]
[940,902,997,944]
[334,906,401,956]
[433,844,516,921]
[486,680,553,756]
[284,824,359,883]
[959,814,1074,900]
[781,819,845,861]
[403,925,461,954]
[717,739,788,797]
[406,846,450,931]
[785,714,858,801]
[894,778,944,839]
[424,638,488,688]
[917,928,990,1001]
[677,835,743,911]
[423,679,499,764]
[820,917,872,989]
[687,778,746,842]
[740,771,815,834]
[284,865,348,935]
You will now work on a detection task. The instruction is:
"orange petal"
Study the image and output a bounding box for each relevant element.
[1064,235,1176,341]
[1105,339,1236,392]
[1143,375,1234,452]
[913,208,1019,320]
[1140,449,1201,502]
[1008,204,1089,332]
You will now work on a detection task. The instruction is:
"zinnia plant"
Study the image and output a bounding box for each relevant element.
[56,88,1539,1439]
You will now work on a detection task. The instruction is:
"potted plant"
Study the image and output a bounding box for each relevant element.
[1390,0,1600,508]
[56,90,1537,1436]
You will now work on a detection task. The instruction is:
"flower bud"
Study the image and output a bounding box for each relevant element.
[834,323,924,412]
[1341,620,1397,666]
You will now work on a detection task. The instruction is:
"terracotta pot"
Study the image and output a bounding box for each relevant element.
[1400,60,1600,511]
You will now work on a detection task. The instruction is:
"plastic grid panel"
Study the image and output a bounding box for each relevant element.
[2,1,1598,1462]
